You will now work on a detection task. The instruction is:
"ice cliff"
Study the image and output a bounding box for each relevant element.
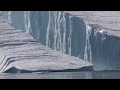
[2,11,120,71]
[0,17,93,73]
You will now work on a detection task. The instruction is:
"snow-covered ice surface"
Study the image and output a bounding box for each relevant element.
[0,17,93,73]
[66,11,120,37]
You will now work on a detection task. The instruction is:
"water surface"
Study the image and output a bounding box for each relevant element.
[0,71,120,79]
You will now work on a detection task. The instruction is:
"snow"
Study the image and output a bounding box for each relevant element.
[66,11,120,37]
[98,29,107,34]
[0,17,93,73]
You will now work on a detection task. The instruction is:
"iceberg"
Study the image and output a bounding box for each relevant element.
[0,17,93,73]
[2,11,120,71]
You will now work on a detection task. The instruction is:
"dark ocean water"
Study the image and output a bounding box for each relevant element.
[0,71,120,79]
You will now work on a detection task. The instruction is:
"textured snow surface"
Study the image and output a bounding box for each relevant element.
[0,17,93,73]
[67,11,120,37]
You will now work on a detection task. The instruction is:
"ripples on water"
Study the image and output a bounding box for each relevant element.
[0,71,120,79]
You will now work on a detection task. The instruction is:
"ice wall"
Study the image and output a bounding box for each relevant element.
[0,18,93,73]
[2,11,120,71]
[89,25,120,70]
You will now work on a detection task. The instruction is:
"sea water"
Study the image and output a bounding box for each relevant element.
[0,71,120,79]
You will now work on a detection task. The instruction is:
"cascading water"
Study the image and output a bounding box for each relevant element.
[2,11,120,71]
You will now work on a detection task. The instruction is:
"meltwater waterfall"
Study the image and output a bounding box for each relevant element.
[2,11,120,71]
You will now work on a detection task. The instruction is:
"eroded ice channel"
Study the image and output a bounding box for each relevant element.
[1,11,120,71]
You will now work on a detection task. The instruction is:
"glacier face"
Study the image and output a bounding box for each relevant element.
[2,11,120,71]
[0,17,93,73]
[2,11,86,59]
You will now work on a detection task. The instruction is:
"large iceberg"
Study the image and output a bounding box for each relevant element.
[0,17,93,73]
[1,11,120,71]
